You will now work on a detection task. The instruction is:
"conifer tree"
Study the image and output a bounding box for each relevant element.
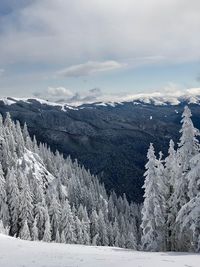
[49,196,61,241]
[175,106,199,209]
[98,210,108,246]
[0,162,9,227]
[174,106,200,250]
[32,217,39,241]
[55,229,60,243]
[141,144,166,251]
[6,168,20,236]
[90,210,99,245]
[60,231,66,243]
[75,216,83,244]
[19,172,34,227]
[60,200,76,244]
[43,211,51,242]
[113,218,120,247]
[164,140,178,251]
[176,152,200,252]
[19,219,31,240]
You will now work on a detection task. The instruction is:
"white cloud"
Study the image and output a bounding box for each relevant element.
[57,61,123,77]
[47,87,73,97]
[0,0,200,66]
[186,88,200,95]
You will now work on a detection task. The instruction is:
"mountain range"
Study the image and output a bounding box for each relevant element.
[0,95,200,202]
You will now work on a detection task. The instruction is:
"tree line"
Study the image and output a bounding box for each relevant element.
[0,113,140,248]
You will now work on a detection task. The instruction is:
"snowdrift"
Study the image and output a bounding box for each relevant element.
[0,234,199,267]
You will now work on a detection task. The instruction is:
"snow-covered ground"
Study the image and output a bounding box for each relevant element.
[0,234,199,267]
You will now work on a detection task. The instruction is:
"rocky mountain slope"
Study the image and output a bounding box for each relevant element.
[0,97,200,202]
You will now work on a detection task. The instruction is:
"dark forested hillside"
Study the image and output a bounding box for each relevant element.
[0,98,200,202]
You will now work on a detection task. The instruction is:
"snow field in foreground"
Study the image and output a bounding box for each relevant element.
[0,234,200,267]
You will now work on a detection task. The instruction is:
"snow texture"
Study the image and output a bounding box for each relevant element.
[0,234,199,267]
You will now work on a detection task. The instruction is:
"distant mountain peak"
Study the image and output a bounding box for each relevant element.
[1,88,200,110]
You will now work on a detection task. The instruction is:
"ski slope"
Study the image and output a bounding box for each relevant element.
[0,234,199,267]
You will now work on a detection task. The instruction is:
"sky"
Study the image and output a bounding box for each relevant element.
[0,0,200,104]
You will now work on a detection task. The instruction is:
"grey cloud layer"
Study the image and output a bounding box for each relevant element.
[0,0,200,66]
[58,61,123,77]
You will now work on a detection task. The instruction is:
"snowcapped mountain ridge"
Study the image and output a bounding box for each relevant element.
[1,88,200,110]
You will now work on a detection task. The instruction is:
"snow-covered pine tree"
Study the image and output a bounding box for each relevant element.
[49,196,61,241]
[43,210,51,242]
[19,171,34,230]
[32,216,39,241]
[97,210,109,246]
[187,152,200,200]
[113,218,120,247]
[176,152,200,252]
[60,199,76,244]
[175,106,199,209]
[6,167,20,236]
[174,106,200,251]
[75,216,83,244]
[60,231,66,243]
[19,219,31,240]
[0,162,9,227]
[141,143,166,251]
[23,123,33,150]
[0,220,9,235]
[164,140,178,251]
[90,210,99,245]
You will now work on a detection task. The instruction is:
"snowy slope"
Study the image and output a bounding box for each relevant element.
[0,234,199,267]
[18,150,55,188]
[0,97,77,111]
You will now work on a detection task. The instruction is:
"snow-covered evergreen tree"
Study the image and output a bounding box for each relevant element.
[90,210,99,245]
[0,162,9,227]
[98,210,108,246]
[164,140,178,251]
[175,106,199,209]
[49,196,61,241]
[43,211,51,242]
[19,219,31,240]
[60,199,76,244]
[173,106,200,251]
[6,168,20,236]
[141,144,166,251]
[113,218,120,247]
[32,217,39,241]
[19,172,34,228]
[176,152,200,252]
